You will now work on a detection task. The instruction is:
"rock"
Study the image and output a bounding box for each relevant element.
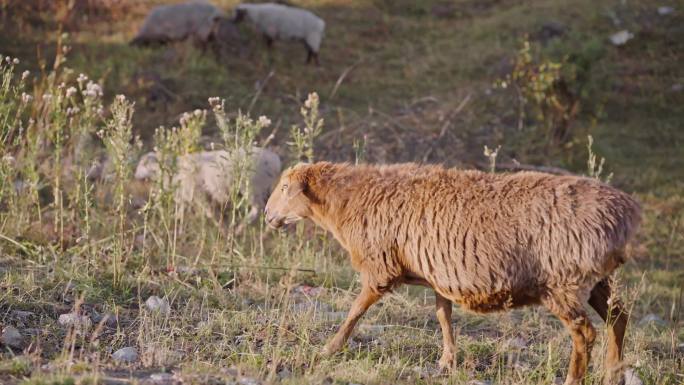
[677,342,684,353]
[293,284,324,297]
[1,326,24,348]
[610,30,634,46]
[431,2,457,19]
[657,6,674,16]
[672,83,683,92]
[23,328,42,336]
[276,368,292,380]
[553,377,564,385]
[12,310,36,320]
[320,311,347,322]
[505,336,527,349]
[623,368,644,385]
[468,381,492,385]
[237,377,260,385]
[91,310,118,328]
[639,313,666,326]
[291,300,332,313]
[150,372,175,384]
[536,21,566,43]
[112,346,138,363]
[359,324,386,334]
[58,313,93,329]
[145,296,171,314]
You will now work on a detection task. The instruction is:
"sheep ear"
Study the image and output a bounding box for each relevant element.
[287,180,305,199]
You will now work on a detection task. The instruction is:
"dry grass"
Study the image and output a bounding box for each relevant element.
[0,0,682,384]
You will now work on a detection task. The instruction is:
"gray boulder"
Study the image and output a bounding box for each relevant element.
[112,346,139,363]
[1,326,24,349]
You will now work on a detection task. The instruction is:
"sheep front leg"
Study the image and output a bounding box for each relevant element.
[435,292,455,371]
[322,284,382,356]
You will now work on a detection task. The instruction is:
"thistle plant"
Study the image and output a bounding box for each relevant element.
[0,56,29,207]
[353,134,368,165]
[99,94,137,285]
[210,97,270,230]
[483,144,501,173]
[497,39,580,147]
[289,92,324,163]
[178,109,205,155]
[586,135,612,183]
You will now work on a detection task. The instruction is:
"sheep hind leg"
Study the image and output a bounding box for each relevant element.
[543,292,596,385]
[588,279,629,385]
[435,292,455,371]
[322,283,382,356]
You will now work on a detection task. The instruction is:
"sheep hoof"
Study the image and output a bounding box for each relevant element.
[437,353,454,372]
[321,341,342,356]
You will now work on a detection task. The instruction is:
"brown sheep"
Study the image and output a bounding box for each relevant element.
[264,162,641,385]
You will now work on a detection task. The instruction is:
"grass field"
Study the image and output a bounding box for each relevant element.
[0,1,682,384]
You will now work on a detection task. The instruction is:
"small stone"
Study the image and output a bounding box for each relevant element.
[145,296,171,314]
[672,84,683,92]
[320,311,347,322]
[553,377,564,385]
[276,368,292,380]
[468,381,492,385]
[112,346,138,363]
[623,368,644,385]
[677,342,684,353]
[536,21,566,43]
[237,377,260,385]
[150,372,175,384]
[610,30,634,46]
[58,313,93,329]
[1,326,24,348]
[359,324,386,334]
[91,310,118,328]
[291,300,332,313]
[293,284,324,297]
[506,336,527,349]
[657,6,674,16]
[12,310,36,320]
[431,2,456,19]
[639,313,666,326]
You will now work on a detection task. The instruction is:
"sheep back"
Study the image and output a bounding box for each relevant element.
[174,148,281,210]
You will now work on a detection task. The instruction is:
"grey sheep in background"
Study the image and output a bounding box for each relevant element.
[234,2,325,65]
[131,1,240,52]
[134,148,281,226]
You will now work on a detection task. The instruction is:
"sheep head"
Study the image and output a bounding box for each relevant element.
[233,6,247,23]
[134,152,161,180]
[264,163,314,229]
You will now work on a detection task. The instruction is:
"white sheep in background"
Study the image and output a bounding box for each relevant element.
[134,148,282,226]
[234,2,325,65]
[131,2,240,51]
